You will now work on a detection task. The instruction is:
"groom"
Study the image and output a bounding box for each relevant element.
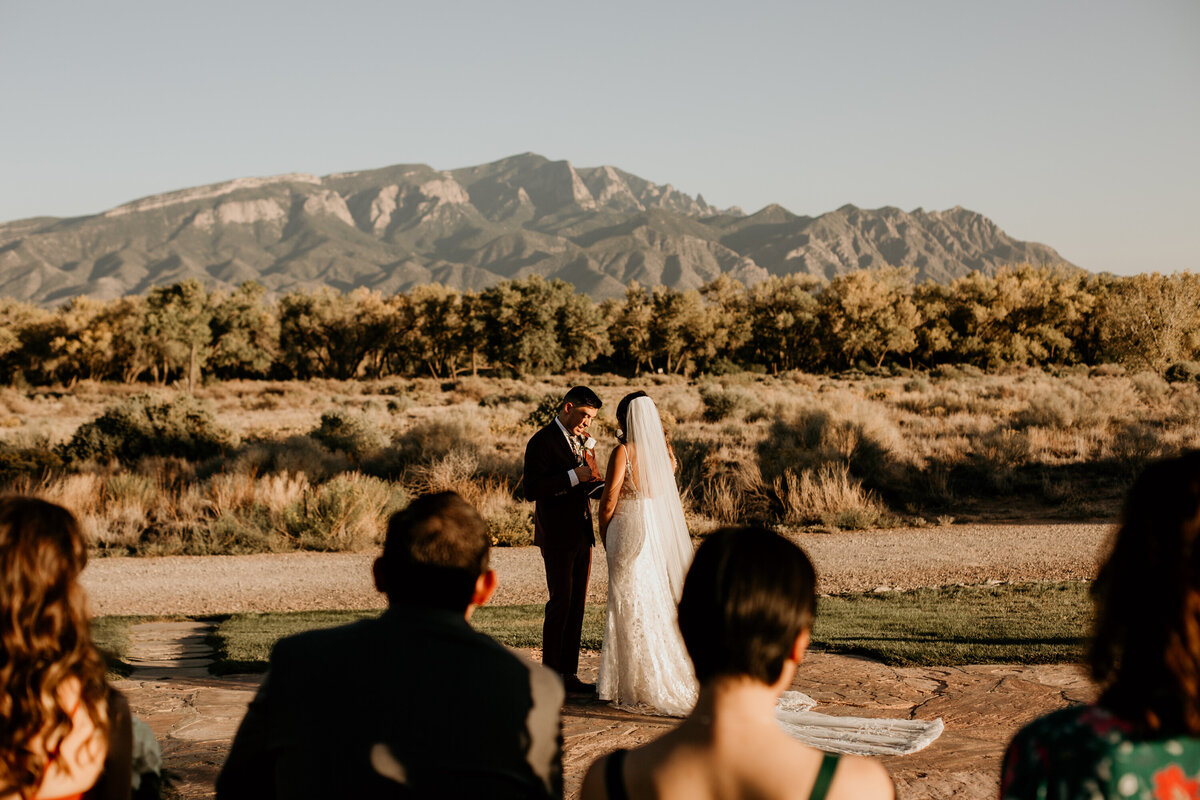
[523,385,604,693]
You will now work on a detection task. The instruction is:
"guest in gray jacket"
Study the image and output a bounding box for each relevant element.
[217,491,564,799]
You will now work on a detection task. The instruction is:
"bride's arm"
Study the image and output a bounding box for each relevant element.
[598,444,626,546]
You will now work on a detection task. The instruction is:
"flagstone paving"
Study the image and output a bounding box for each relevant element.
[113,621,1096,799]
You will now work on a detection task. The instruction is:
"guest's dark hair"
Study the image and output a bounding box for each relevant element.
[677,526,816,685]
[615,391,648,445]
[1091,450,1200,735]
[379,492,490,612]
[561,386,602,411]
[0,497,110,792]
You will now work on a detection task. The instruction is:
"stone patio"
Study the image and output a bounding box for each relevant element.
[114,621,1097,799]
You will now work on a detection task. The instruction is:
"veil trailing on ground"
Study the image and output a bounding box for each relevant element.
[625,396,693,602]
[609,395,944,755]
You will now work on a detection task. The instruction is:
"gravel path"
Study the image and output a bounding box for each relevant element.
[82,522,1111,616]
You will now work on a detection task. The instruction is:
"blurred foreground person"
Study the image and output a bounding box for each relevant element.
[218,491,564,799]
[1001,451,1200,798]
[581,526,893,800]
[0,497,132,800]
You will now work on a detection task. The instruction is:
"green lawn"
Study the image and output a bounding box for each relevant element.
[815,581,1091,665]
[91,582,1093,675]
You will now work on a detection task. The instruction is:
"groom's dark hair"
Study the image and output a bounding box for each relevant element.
[379,491,490,611]
[677,526,816,685]
[561,385,602,410]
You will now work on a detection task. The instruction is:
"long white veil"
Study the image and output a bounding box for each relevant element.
[626,396,693,601]
[611,395,944,755]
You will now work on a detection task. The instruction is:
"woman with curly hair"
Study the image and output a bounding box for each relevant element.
[1001,451,1200,799]
[0,497,131,800]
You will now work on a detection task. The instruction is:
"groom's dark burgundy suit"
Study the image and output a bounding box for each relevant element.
[524,421,598,681]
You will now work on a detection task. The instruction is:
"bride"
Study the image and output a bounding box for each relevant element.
[597,391,696,715]
[595,391,943,756]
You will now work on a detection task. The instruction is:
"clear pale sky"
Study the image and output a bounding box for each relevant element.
[1,0,1196,275]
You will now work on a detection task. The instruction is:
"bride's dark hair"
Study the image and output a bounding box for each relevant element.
[615,391,648,445]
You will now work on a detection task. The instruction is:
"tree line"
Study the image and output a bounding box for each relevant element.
[1,265,1197,386]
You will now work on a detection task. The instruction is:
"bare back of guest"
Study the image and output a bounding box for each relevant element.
[581,527,893,800]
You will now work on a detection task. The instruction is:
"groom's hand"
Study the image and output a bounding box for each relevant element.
[573,462,594,483]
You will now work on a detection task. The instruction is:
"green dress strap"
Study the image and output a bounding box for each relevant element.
[809,752,840,800]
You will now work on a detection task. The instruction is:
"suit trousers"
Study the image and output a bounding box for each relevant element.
[540,541,592,678]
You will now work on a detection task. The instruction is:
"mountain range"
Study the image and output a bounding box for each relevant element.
[0,153,1075,306]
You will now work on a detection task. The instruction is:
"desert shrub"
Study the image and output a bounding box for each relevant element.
[1130,371,1170,401]
[1165,361,1200,384]
[386,396,413,414]
[903,377,932,394]
[0,442,63,483]
[229,436,351,482]
[281,473,407,551]
[310,410,389,459]
[758,399,905,490]
[62,394,235,464]
[972,428,1031,490]
[772,463,889,529]
[407,449,479,497]
[523,393,562,429]
[192,509,282,555]
[488,505,534,546]
[1168,386,1200,426]
[396,413,489,464]
[657,389,704,424]
[105,473,157,510]
[1089,363,1125,378]
[693,444,768,523]
[1015,379,1138,430]
[699,384,761,422]
[452,376,492,402]
[1106,421,1166,474]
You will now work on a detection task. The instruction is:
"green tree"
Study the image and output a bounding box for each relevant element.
[277,288,396,379]
[477,276,569,375]
[944,265,1093,367]
[1089,272,1200,371]
[818,268,920,368]
[608,282,656,373]
[208,282,279,379]
[746,275,821,373]
[143,280,213,390]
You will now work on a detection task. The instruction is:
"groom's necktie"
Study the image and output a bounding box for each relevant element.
[568,435,583,462]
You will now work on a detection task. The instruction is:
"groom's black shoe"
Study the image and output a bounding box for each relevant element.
[562,676,595,694]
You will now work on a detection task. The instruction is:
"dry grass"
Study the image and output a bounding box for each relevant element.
[0,368,1195,554]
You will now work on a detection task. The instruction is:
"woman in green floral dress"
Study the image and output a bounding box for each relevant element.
[1001,451,1200,800]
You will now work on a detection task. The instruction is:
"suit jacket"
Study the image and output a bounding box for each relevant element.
[216,606,564,800]
[523,422,597,550]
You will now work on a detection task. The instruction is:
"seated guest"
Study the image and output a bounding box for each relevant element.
[217,491,564,799]
[580,525,893,800]
[0,497,132,800]
[1001,452,1200,798]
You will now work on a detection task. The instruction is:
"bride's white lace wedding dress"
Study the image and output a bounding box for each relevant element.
[597,450,697,715]
[596,396,944,757]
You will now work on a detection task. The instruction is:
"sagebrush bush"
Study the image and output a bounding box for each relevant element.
[488,506,534,546]
[282,473,407,551]
[699,384,761,422]
[523,393,562,429]
[310,410,389,459]
[396,413,489,463]
[229,436,351,482]
[1166,361,1200,384]
[62,394,235,464]
[772,463,889,530]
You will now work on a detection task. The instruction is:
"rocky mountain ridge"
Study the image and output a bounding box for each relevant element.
[0,153,1074,305]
